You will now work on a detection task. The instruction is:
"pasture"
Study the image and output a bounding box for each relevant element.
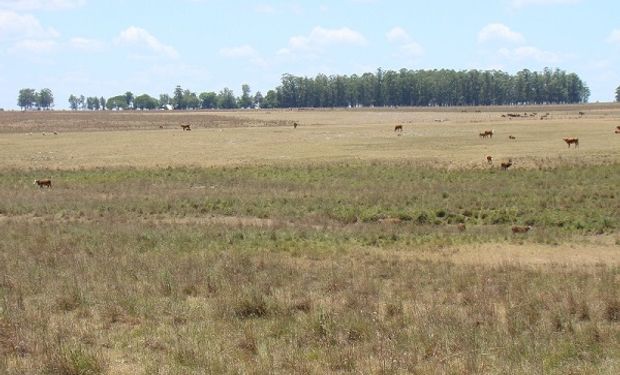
[0,105,619,374]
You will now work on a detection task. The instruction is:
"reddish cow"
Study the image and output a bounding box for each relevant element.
[563,137,579,148]
[34,179,52,188]
[512,225,532,234]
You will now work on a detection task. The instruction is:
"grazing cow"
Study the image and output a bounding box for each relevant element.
[180,124,191,131]
[486,155,493,164]
[293,122,298,129]
[512,225,532,234]
[483,129,494,138]
[509,135,516,140]
[479,132,488,139]
[34,179,52,188]
[500,159,513,170]
[394,125,403,132]
[563,137,579,148]
[578,111,585,116]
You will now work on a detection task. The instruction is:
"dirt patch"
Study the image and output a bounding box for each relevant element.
[403,239,620,267]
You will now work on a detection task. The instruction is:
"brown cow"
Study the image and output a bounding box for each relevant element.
[615,130,620,134]
[394,125,403,132]
[180,124,191,131]
[486,155,493,164]
[293,122,298,129]
[457,223,466,232]
[563,137,579,148]
[616,125,620,130]
[479,132,487,139]
[500,159,513,170]
[512,225,532,234]
[508,135,516,140]
[484,129,494,138]
[34,179,52,188]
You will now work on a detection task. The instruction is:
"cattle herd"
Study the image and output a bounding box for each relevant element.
[31,110,619,235]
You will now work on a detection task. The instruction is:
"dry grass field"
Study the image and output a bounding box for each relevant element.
[0,105,619,374]
[1,104,619,169]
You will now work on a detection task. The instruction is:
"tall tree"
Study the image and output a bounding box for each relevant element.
[37,88,54,110]
[173,85,184,109]
[100,97,106,110]
[239,84,252,108]
[68,95,79,110]
[124,91,134,109]
[17,88,37,110]
[253,91,264,108]
[199,92,217,109]
[217,87,237,109]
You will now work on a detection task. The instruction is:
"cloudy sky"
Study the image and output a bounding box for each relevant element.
[1,0,619,109]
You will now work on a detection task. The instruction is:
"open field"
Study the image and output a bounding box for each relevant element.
[1,105,619,374]
[1,104,619,169]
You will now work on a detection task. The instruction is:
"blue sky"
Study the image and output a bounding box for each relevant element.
[1,0,619,109]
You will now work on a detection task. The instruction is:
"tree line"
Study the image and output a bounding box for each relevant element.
[18,67,596,111]
[272,67,590,108]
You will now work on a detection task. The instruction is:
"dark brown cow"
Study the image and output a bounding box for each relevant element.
[512,225,532,234]
[486,155,493,164]
[509,135,516,140]
[293,122,298,129]
[394,125,403,132]
[484,129,494,138]
[180,124,191,131]
[500,159,513,170]
[34,179,52,188]
[563,137,579,148]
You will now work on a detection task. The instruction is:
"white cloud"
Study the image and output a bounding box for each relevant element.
[0,9,59,40]
[287,26,366,52]
[117,26,178,59]
[8,38,57,54]
[386,27,410,44]
[219,44,267,67]
[498,46,561,63]
[511,0,580,8]
[478,23,525,44]
[69,37,103,52]
[0,0,85,11]
[386,27,424,59]
[606,29,620,44]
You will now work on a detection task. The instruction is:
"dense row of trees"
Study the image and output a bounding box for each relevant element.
[270,68,590,108]
[17,88,54,110]
[18,67,595,111]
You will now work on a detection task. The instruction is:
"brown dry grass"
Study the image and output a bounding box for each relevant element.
[1,104,619,170]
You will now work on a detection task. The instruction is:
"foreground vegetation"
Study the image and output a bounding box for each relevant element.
[1,162,618,374]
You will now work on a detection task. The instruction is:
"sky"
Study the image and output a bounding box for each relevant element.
[1,0,619,109]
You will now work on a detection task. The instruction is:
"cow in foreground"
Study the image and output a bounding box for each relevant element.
[34,179,52,188]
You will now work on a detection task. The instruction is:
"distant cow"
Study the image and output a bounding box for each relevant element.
[180,124,191,131]
[563,137,579,148]
[509,135,516,140]
[394,125,403,132]
[479,132,488,139]
[486,155,493,164]
[484,129,494,138]
[34,179,52,188]
[500,159,513,170]
[615,130,620,134]
[293,122,298,129]
[512,225,532,234]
